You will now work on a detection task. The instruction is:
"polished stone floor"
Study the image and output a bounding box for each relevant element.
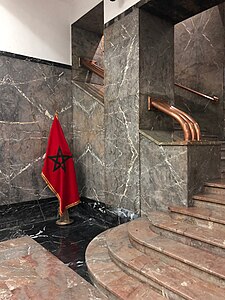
[0,213,111,283]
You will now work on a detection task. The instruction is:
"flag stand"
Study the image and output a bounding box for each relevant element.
[56,208,74,226]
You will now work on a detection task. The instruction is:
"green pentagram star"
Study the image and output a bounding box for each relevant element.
[48,146,72,172]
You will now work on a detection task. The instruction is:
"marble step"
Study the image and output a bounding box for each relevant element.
[193,193,225,209]
[169,206,225,228]
[204,179,225,195]
[107,223,225,300]
[86,230,164,300]
[128,218,225,287]
[148,211,225,257]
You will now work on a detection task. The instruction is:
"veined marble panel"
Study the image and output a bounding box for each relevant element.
[139,10,174,131]
[72,26,104,87]
[188,144,221,203]
[0,55,72,205]
[140,134,188,214]
[72,82,105,202]
[104,9,140,213]
[174,5,224,139]
[140,132,221,215]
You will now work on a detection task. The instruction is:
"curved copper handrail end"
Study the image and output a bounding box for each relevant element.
[171,106,197,141]
[171,106,201,141]
[159,102,195,140]
[150,99,191,142]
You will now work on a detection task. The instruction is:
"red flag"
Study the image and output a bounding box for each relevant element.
[41,114,80,215]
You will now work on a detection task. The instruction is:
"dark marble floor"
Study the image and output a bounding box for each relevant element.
[0,213,110,283]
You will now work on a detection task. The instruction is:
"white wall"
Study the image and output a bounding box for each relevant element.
[0,0,101,65]
[0,0,139,64]
[104,0,140,23]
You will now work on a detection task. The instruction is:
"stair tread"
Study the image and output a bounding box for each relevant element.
[148,211,225,249]
[86,230,164,300]
[128,218,225,280]
[107,224,225,300]
[169,205,225,225]
[205,179,225,188]
[193,193,225,204]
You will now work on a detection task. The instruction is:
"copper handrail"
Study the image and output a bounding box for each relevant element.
[175,83,219,102]
[148,97,191,141]
[148,96,201,142]
[160,103,197,141]
[171,106,201,141]
[79,57,104,79]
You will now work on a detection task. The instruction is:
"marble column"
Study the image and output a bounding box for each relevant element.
[104,9,140,213]
[104,8,174,214]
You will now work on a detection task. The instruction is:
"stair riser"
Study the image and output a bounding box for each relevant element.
[88,273,118,300]
[221,159,225,168]
[194,200,225,211]
[204,186,225,195]
[171,211,225,231]
[150,224,225,259]
[109,253,186,300]
[130,238,225,288]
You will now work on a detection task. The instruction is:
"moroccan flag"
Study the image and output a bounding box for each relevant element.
[41,114,80,215]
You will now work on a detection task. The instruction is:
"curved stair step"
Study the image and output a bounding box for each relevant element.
[86,230,164,300]
[107,223,225,300]
[128,218,225,287]
[148,211,225,257]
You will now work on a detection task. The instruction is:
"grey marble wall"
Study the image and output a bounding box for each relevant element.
[140,132,221,215]
[72,26,104,88]
[174,5,225,139]
[139,9,174,131]
[72,22,105,202]
[104,9,140,213]
[72,82,105,202]
[0,55,72,205]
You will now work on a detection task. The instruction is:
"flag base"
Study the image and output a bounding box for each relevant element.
[56,209,74,226]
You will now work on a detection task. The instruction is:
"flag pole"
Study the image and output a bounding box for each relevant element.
[56,208,74,226]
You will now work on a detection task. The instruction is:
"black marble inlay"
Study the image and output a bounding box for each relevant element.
[0,51,72,70]
[0,197,137,231]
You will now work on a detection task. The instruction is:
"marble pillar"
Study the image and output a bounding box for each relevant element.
[0,54,72,205]
[104,9,140,213]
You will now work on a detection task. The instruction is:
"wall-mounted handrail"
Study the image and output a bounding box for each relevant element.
[147,96,201,142]
[175,83,219,102]
[79,57,104,79]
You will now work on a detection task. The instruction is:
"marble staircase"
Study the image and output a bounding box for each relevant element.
[86,178,225,299]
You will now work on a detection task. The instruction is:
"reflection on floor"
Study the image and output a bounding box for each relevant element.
[0,213,111,283]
